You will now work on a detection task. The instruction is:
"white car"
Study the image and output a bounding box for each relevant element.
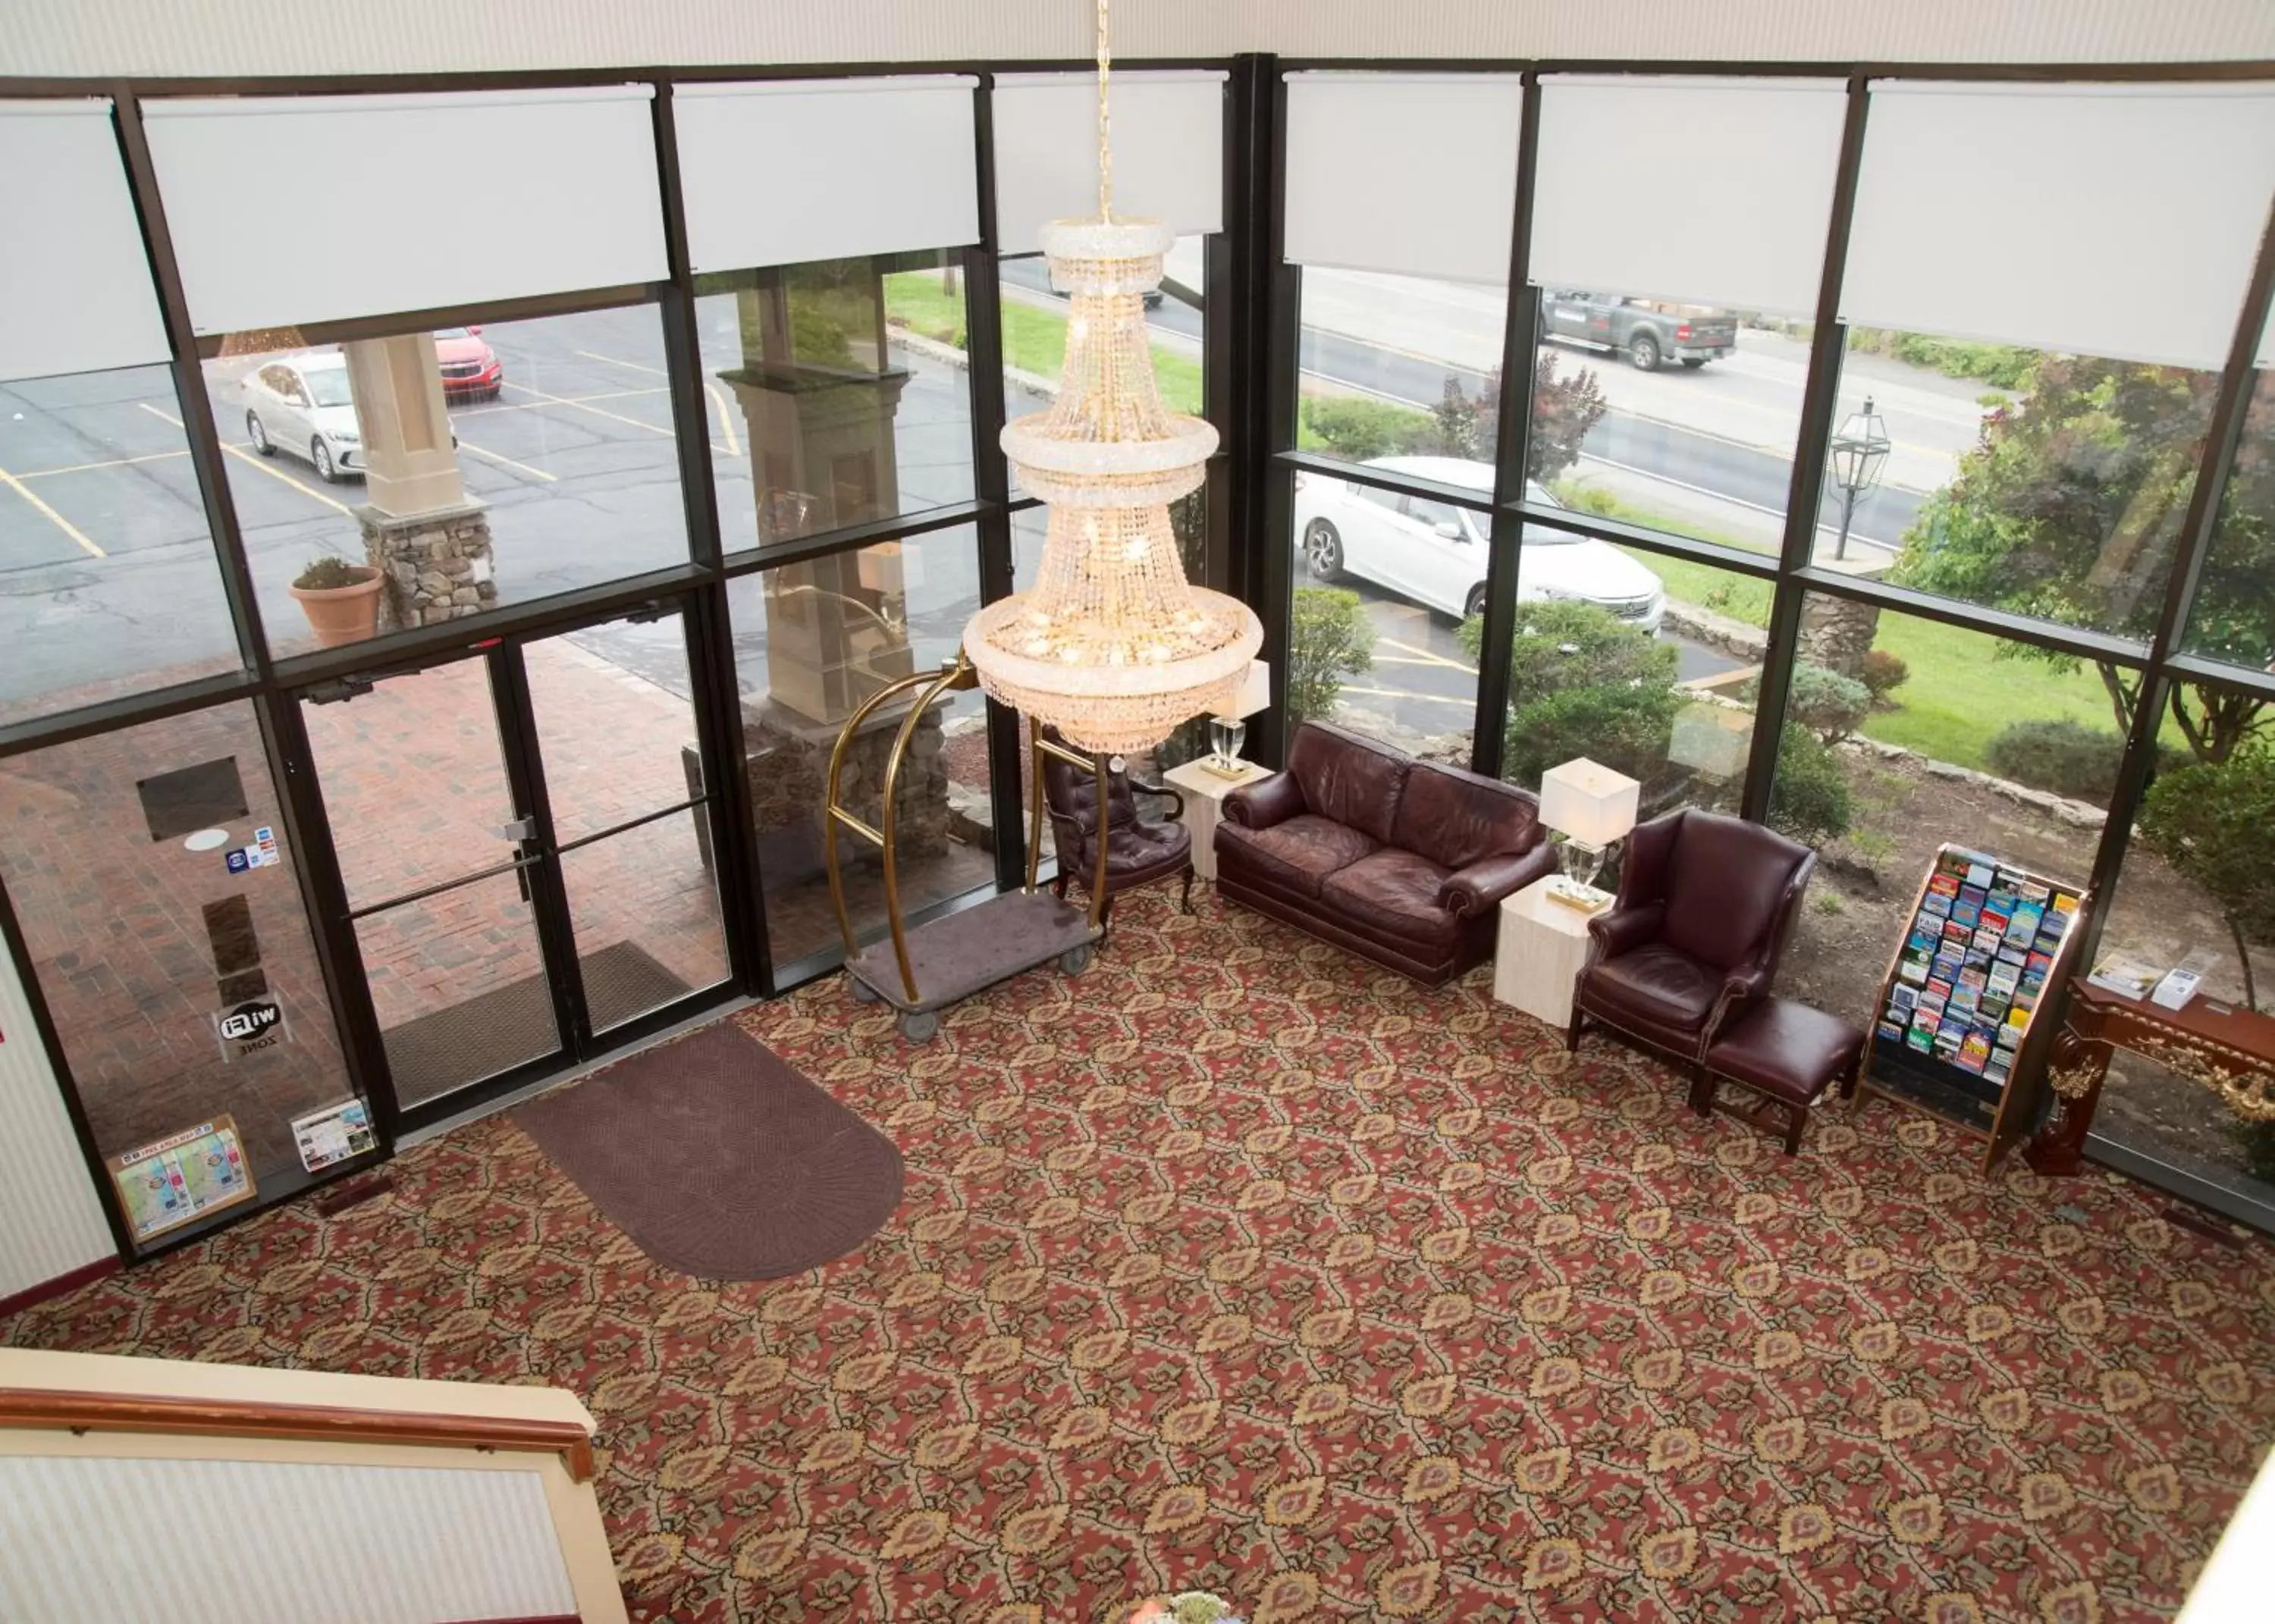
[242,352,363,483]
[1295,454,1665,635]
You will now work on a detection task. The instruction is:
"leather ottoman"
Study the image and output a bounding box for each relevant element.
[1694,997,1865,1155]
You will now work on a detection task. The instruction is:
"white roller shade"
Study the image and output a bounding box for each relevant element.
[0,100,171,383]
[1284,74,1524,286]
[143,87,668,336]
[1843,83,2275,370]
[674,77,977,274]
[1532,76,1848,315]
[993,71,1224,253]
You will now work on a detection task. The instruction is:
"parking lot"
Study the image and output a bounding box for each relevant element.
[0,299,980,716]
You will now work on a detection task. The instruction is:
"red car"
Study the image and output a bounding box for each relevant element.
[433,326,504,400]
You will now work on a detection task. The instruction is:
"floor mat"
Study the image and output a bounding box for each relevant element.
[379,939,692,1105]
[512,1020,902,1278]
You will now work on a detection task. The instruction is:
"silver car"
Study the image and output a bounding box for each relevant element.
[243,353,363,483]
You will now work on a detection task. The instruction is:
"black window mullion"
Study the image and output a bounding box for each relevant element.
[965,73,1030,892]
[683,586,770,993]
[1475,71,1544,783]
[486,647,588,1055]
[1248,56,1298,769]
[1740,72,1872,823]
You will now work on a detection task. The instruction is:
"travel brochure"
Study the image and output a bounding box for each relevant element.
[1877,847,2084,1102]
[108,1114,256,1242]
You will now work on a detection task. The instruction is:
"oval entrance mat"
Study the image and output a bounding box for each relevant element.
[513,1020,902,1280]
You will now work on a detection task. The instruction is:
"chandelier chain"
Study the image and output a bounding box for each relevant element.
[1096,0,1112,221]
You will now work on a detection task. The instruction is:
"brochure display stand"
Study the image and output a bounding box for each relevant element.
[1862,844,2093,1171]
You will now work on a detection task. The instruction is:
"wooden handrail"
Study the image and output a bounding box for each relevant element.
[0,1387,595,1482]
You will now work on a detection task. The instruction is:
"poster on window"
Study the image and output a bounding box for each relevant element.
[108,1115,256,1242]
[211,992,288,1063]
[291,1098,375,1173]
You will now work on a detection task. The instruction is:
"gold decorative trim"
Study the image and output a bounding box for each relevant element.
[2126,1029,2275,1123]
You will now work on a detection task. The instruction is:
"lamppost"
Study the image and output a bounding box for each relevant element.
[1827,395,1892,563]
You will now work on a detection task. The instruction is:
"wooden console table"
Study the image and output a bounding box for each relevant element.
[2026,976,2275,1174]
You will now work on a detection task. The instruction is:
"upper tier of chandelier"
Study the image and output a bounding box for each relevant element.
[961,216,1263,754]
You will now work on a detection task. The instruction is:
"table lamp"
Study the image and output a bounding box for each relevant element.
[1203,660,1272,779]
[1539,757,1640,912]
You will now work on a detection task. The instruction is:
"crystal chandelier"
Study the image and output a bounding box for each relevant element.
[961,0,1263,755]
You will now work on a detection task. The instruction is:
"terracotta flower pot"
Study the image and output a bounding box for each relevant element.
[289,569,384,647]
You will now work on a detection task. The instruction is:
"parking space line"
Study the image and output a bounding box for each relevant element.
[1338,685,1475,708]
[0,465,105,557]
[139,403,353,517]
[576,348,741,458]
[457,386,667,415]
[1376,637,1478,676]
[456,438,557,482]
[18,450,190,480]
[501,378,675,439]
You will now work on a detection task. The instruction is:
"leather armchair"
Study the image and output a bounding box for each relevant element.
[1037,726,1194,927]
[1566,807,1815,1070]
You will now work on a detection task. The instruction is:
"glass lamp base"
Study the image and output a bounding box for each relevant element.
[1201,715,1250,778]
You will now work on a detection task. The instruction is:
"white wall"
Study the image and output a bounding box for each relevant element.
[0,933,115,1303]
[3,0,2272,77]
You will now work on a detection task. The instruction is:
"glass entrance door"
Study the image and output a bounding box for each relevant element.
[296,601,733,1127]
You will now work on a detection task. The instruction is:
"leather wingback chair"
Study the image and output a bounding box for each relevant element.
[1037,726,1194,926]
[1567,807,1815,1069]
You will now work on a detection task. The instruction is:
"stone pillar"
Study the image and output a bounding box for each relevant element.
[1796,594,1881,678]
[344,333,497,629]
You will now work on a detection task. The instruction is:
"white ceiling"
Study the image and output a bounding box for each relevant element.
[5,0,2273,78]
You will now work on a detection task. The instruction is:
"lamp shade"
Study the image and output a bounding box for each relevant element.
[1539,757,1640,846]
[1222,659,1271,720]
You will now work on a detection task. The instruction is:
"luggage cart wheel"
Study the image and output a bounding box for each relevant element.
[1059,944,1093,977]
[899,1008,940,1043]
[849,976,880,1005]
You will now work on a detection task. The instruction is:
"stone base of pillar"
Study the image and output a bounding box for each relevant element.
[1797,593,1881,679]
[355,500,498,630]
[733,696,952,885]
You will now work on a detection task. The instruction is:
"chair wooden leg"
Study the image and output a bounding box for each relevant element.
[1053,871,1068,901]
[1179,867,1194,914]
[1840,1053,1862,1100]
[1783,1102,1807,1155]
[1689,1071,1716,1118]
[1564,1002,1586,1053]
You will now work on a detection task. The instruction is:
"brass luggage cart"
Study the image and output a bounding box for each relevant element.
[824,652,1110,1042]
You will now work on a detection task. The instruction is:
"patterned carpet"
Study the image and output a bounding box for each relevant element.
[6,889,2273,1622]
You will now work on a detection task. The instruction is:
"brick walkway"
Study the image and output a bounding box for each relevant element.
[0,634,995,1197]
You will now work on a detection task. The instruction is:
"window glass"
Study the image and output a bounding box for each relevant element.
[725,525,996,974]
[1533,286,1806,560]
[1492,535,1750,829]
[2182,367,2275,674]
[2093,676,2275,1226]
[1773,596,2110,1046]
[702,251,975,550]
[1862,328,2218,638]
[0,362,243,724]
[205,306,691,661]
[1297,266,1508,484]
[1288,468,1478,767]
[0,701,363,1249]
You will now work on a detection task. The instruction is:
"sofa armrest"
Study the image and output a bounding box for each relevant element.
[1223,771,1304,830]
[1587,901,1665,961]
[1438,844,1558,918]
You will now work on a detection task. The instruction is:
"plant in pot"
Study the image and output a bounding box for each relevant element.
[289,554,384,647]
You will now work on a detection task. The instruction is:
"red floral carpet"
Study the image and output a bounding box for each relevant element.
[7,891,2273,1622]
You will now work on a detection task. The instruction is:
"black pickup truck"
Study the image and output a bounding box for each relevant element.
[1541,291,1738,372]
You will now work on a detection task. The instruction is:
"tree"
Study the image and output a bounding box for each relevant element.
[1890,356,2275,763]
[1287,585,1374,729]
[2138,745,2275,1011]
[1426,353,1609,482]
[1459,599,1680,785]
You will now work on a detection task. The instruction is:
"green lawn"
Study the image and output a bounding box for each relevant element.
[881,273,1203,415]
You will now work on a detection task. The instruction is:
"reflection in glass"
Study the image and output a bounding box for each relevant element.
[725,526,996,970]
[205,308,692,661]
[0,363,243,723]
[560,811,731,1034]
[0,702,361,1230]
[699,252,975,550]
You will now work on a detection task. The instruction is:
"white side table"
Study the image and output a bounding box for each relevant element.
[1493,877,1596,1028]
[1163,757,1269,883]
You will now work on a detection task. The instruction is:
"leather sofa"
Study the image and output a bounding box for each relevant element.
[1215,722,1557,985]
[1567,807,1816,1068]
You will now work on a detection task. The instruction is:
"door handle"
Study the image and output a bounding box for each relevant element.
[496,817,535,842]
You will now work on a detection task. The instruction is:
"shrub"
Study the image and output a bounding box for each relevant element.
[1982,720,2183,805]
[1300,396,1432,462]
[1785,664,1872,745]
[1858,648,1909,705]
[1769,724,1853,848]
[2139,745,2275,1012]
[1465,600,1682,787]
[1287,585,1374,729]
[293,556,370,591]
